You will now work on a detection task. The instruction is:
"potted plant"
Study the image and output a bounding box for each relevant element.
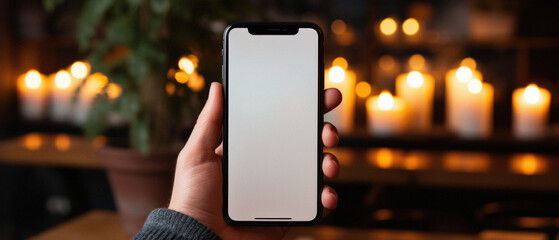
[45,0,255,235]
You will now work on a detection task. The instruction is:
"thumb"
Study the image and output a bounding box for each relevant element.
[184,82,223,153]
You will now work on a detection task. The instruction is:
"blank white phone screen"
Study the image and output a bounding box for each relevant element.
[227,27,319,222]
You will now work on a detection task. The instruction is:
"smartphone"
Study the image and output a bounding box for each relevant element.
[222,22,323,225]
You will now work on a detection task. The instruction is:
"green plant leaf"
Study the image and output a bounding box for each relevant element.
[76,0,114,50]
[130,114,150,155]
[43,0,65,12]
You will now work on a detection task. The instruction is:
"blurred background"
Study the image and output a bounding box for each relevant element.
[1,0,559,239]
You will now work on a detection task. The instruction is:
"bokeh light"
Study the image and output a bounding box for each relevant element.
[467,78,483,94]
[23,133,42,151]
[107,83,122,100]
[328,66,345,83]
[178,57,195,74]
[331,19,347,35]
[54,134,71,151]
[355,81,372,98]
[380,18,397,35]
[24,70,42,89]
[378,91,394,110]
[70,61,90,79]
[402,18,420,35]
[54,70,72,89]
[460,57,477,70]
[406,71,424,88]
[332,57,348,70]
[456,66,473,83]
[378,55,396,72]
[408,54,425,70]
[524,84,540,104]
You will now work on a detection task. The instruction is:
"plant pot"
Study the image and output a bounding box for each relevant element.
[97,146,176,236]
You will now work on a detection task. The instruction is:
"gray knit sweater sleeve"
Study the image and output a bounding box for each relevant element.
[133,208,220,240]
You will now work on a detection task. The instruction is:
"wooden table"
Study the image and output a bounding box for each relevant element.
[30,210,547,240]
[0,133,101,169]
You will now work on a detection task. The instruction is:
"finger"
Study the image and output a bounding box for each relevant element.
[322,153,339,178]
[322,122,339,148]
[324,88,342,114]
[215,142,223,156]
[183,82,223,153]
[321,185,338,209]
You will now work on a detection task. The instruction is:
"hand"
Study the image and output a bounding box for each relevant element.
[169,82,342,240]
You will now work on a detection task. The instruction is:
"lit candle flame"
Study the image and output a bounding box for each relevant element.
[524,84,540,104]
[328,66,345,83]
[467,78,483,94]
[456,66,473,83]
[178,57,195,74]
[378,91,394,110]
[54,70,72,89]
[70,61,90,79]
[406,71,424,88]
[24,70,42,89]
[380,18,397,35]
[402,18,419,36]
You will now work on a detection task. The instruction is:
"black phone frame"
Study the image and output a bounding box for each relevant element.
[222,22,324,226]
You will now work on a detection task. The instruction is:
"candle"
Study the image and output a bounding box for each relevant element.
[445,64,483,132]
[366,91,408,136]
[512,84,550,139]
[324,58,356,135]
[17,70,47,121]
[73,73,108,125]
[453,78,494,138]
[50,70,74,122]
[396,71,434,132]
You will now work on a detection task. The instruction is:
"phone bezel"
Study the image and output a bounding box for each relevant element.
[222,22,324,226]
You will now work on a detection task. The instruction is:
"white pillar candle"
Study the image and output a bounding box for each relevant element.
[366,91,408,136]
[17,70,47,121]
[445,66,483,132]
[512,84,550,139]
[454,78,493,138]
[324,65,356,135]
[50,70,74,122]
[396,71,434,132]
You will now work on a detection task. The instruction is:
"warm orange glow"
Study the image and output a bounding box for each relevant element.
[178,57,195,74]
[380,18,397,35]
[165,82,176,95]
[376,148,393,168]
[107,83,122,100]
[403,152,430,170]
[467,78,483,94]
[92,136,107,148]
[378,55,396,71]
[54,134,71,151]
[174,71,189,84]
[460,58,477,70]
[70,61,90,79]
[331,19,347,35]
[187,54,199,68]
[23,133,42,151]
[355,81,372,98]
[402,18,419,35]
[54,70,72,89]
[328,66,345,83]
[85,73,108,93]
[332,57,348,70]
[408,54,425,70]
[524,84,540,104]
[406,71,424,88]
[24,70,42,89]
[187,73,205,92]
[456,66,473,83]
[510,154,548,175]
[373,209,393,221]
[443,152,490,172]
[377,91,394,110]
